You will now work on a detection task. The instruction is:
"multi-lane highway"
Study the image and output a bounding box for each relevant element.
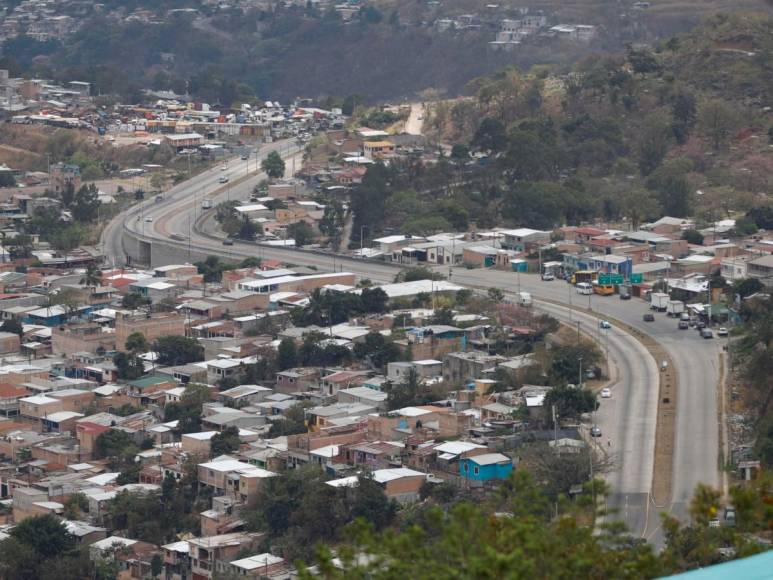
[101,141,723,544]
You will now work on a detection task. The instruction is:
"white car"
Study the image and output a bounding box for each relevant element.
[599,320,611,329]
[541,273,555,281]
[717,327,728,336]
[144,217,153,223]
[600,388,611,398]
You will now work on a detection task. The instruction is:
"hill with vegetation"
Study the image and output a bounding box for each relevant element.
[346,12,773,245]
[1,1,770,104]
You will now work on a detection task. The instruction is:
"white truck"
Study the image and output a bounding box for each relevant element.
[517,291,532,307]
[651,292,669,312]
[666,300,685,317]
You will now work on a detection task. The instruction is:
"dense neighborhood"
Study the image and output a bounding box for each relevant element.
[0,1,772,578]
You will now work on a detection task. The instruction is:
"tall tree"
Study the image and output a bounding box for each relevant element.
[261,151,286,179]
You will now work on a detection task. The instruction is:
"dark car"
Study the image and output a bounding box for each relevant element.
[643,313,655,322]
[223,239,234,246]
[678,320,689,329]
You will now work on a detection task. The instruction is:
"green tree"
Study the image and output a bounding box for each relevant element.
[261,151,285,179]
[698,99,739,151]
[113,352,144,380]
[671,92,697,144]
[386,367,423,410]
[80,263,101,287]
[550,343,601,384]
[543,386,598,420]
[122,292,151,309]
[154,335,203,366]
[488,287,504,302]
[682,229,704,245]
[63,492,89,520]
[287,221,314,246]
[95,429,137,462]
[125,331,149,353]
[164,383,211,433]
[277,338,298,371]
[195,255,235,283]
[360,287,388,313]
[11,514,75,560]
[637,113,672,175]
[71,183,101,222]
[472,117,507,152]
[210,426,241,456]
[732,277,763,299]
[353,332,401,369]
[267,402,310,437]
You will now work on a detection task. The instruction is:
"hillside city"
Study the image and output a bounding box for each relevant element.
[0,1,771,579]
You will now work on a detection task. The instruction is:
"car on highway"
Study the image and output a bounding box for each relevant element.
[220,164,228,171]
[600,388,611,398]
[219,176,229,183]
[223,238,234,246]
[590,426,602,437]
[241,154,249,160]
[701,328,714,339]
[697,321,706,330]
[717,327,728,336]
[680,312,690,321]
[643,313,655,322]
[599,320,611,329]
[678,320,689,329]
[144,217,153,223]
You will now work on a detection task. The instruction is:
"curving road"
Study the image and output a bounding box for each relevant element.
[102,142,723,545]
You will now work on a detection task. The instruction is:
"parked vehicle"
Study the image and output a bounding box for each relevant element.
[651,292,669,312]
[678,320,689,329]
[541,273,555,281]
[666,300,685,317]
[701,328,714,339]
[600,388,611,398]
[643,313,655,322]
[680,312,690,321]
[517,292,532,307]
[724,506,736,526]
[717,327,728,336]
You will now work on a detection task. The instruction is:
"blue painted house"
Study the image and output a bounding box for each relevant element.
[459,452,513,482]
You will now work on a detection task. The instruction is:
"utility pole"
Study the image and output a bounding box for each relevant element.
[576,321,581,344]
[578,355,583,388]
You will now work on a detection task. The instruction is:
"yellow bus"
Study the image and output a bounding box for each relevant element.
[592,282,615,296]
[570,270,599,285]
